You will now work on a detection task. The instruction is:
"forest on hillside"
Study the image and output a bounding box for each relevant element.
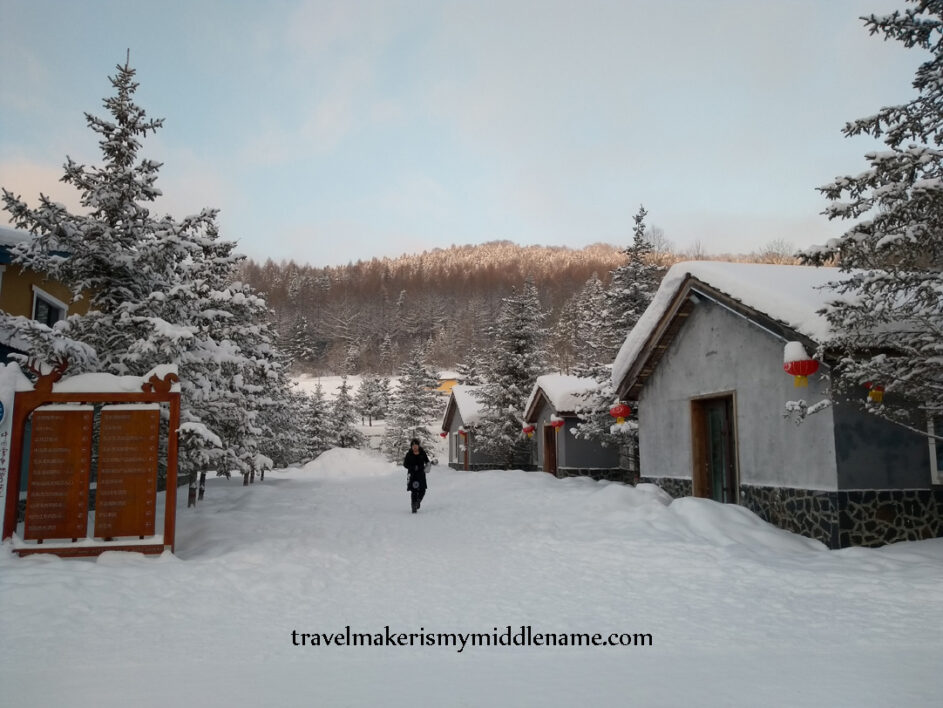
[240,238,798,375]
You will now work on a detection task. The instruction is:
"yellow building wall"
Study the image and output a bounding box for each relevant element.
[0,265,89,318]
[435,378,458,395]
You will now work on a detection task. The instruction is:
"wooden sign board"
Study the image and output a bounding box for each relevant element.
[94,405,160,539]
[23,405,94,541]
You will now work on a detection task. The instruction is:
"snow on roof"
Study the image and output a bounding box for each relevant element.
[525,374,598,416]
[0,225,30,247]
[611,261,849,390]
[53,364,180,393]
[450,384,484,425]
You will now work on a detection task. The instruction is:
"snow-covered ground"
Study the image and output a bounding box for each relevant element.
[2,448,942,707]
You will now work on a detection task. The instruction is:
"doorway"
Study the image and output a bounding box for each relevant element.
[691,395,738,503]
[542,426,557,475]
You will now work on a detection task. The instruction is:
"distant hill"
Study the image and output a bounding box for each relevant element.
[240,240,628,374]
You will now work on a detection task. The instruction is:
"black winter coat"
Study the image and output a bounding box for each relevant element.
[403,449,429,492]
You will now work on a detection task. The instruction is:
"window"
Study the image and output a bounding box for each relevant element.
[31,286,67,327]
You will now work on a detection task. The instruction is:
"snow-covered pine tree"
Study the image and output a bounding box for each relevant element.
[802,2,943,433]
[455,350,487,385]
[569,273,610,379]
[572,209,662,462]
[3,58,169,369]
[382,345,440,460]
[305,383,334,460]
[354,373,386,425]
[2,58,297,484]
[476,280,547,468]
[332,376,365,449]
[377,375,392,415]
[549,296,580,375]
[604,205,665,359]
[379,334,395,375]
[285,314,316,366]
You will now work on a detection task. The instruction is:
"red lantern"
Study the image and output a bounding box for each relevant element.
[458,428,467,437]
[549,418,565,431]
[866,382,885,403]
[783,342,819,387]
[522,424,535,438]
[439,431,448,438]
[609,403,632,424]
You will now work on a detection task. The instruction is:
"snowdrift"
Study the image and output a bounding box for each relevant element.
[295,447,396,479]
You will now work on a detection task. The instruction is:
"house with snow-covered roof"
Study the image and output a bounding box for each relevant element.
[522,374,624,481]
[440,385,501,470]
[611,260,941,549]
[1,225,90,362]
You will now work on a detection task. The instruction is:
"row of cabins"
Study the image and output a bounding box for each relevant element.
[441,261,943,548]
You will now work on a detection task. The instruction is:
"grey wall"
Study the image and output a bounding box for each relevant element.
[533,399,621,470]
[446,410,500,467]
[638,297,839,490]
[832,400,931,489]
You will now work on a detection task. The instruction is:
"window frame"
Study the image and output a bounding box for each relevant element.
[31,285,68,327]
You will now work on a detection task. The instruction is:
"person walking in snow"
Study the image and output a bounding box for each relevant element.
[403,438,429,513]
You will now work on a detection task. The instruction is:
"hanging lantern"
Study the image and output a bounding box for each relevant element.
[439,431,448,438]
[609,402,632,425]
[866,382,885,403]
[549,417,565,432]
[783,342,819,387]
[522,424,536,438]
[458,428,467,437]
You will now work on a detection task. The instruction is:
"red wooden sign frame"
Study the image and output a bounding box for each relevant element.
[1,367,181,557]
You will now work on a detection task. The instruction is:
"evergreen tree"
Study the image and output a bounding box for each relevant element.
[382,345,440,459]
[285,314,316,365]
[355,373,386,425]
[379,334,395,375]
[456,349,487,385]
[332,376,365,449]
[568,273,610,378]
[605,205,665,358]
[377,375,392,415]
[305,383,334,460]
[2,58,293,483]
[573,211,662,458]
[802,2,943,432]
[476,280,546,468]
[549,297,580,375]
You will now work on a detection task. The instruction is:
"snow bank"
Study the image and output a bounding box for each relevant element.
[663,496,826,553]
[296,447,396,478]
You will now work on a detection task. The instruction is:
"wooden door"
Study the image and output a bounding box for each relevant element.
[543,425,557,474]
[691,395,738,503]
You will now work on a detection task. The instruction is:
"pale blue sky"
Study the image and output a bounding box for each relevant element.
[0,0,923,266]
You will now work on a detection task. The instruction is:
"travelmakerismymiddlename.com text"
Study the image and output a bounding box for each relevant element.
[290,626,653,653]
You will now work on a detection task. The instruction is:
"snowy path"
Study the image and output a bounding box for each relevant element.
[2,448,942,707]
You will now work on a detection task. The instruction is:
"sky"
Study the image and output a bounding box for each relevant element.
[0,0,926,268]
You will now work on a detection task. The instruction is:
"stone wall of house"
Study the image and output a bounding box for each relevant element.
[638,478,943,548]
[737,485,943,548]
[638,476,692,500]
[739,485,839,547]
